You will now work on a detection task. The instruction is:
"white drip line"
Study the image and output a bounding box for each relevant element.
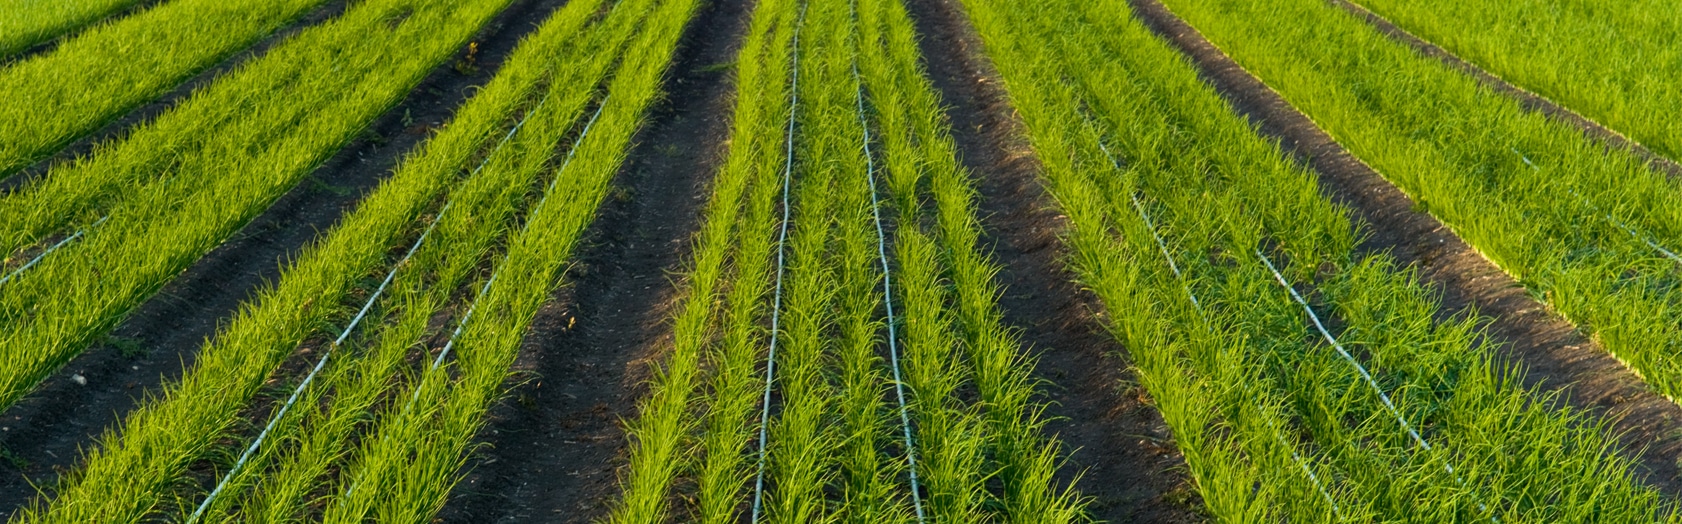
[1514,149,1682,266]
[1255,250,1498,522]
[341,94,612,499]
[0,215,109,287]
[1096,142,1341,519]
[184,92,556,523]
[851,57,927,521]
[749,4,806,521]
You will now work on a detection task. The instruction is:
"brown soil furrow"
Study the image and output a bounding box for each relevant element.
[0,0,571,514]
[433,0,749,520]
[902,0,1208,521]
[1129,0,1682,499]
[0,0,351,193]
[1330,0,1682,179]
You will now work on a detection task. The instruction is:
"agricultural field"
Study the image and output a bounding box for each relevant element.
[2,0,1681,521]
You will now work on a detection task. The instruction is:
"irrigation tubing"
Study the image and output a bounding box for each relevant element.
[1095,141,1342,520]
[749,3,806,521]
[1515,149,1682,266]
[850,54,927,522]
[183,92,555,523]
[1255,249,1499,522]
[0,215,108,287]
[341,93,611,499]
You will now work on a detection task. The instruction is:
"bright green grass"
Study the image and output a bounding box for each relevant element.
[957,0,1678,519]
[1154,0,1682,413]
[1351,0,1682,163]
[0,0,331,177]
[609,0,1081,520]
[314,0,700,518]
[1,0,624,519]
[0,0,148,57]
[0,0,515,415]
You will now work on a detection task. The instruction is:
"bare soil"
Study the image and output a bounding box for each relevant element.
[1329,0,1682,180]
[433,0,750,521]
[1130,0,1682,498]
[0,0,351,193]
[0,0,572,514]
[902,0,1208,521]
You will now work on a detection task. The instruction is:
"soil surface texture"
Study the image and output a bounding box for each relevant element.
[904,0,1208,521]
[1130,0,1682,498]
[0,0,352,193]
[434,0,750,521]
[0,0,571,514]
[1329,0,1682,179]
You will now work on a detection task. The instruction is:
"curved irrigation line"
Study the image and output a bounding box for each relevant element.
[0,215,108,287]
[1255,249,1499,522]
[1514,149,1682,265]
[341,93,611,499]
[1094,141,1342,519]
[749,4,806,521]
[850,58,927,521]
[183,93,555,524]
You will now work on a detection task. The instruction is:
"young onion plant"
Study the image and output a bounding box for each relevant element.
[0,0,332,177]
[610,0,1082,520]
[956,0,1679,519]
[0,0,514,414]
[7,0,631,519]
[1152,0,1682,410]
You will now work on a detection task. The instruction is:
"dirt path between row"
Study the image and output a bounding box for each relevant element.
[1330,0,1682,180]
[903,0,1208,521]
[1129,0,1682,499]
[434,0,750,521]
[0,0,351,192]
[0,0,570,514]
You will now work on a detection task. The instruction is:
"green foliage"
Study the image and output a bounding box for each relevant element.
[1352,0,1682,163]
[0,0,145,57]
[956,0,1678,519]
[0,0,332,177]
[0,0,512,415]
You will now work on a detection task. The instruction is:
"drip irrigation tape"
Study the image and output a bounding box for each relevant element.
[1095,141,1341,519]
[341,93,611,499]
[1516,149,1682,266]
[849,51,927,521]
[1256,249,1498,522]
[0,215,108,287]
[183,92,555,523]
[749,4,806,520]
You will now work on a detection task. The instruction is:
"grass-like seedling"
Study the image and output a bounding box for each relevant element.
[0,0,146,57]
[609,0,1082,520]
[4,0,633,519]
[0,0,332,176]
[1351,0,1682,164]
[955,0,1679,519]
[0,0,514,415]
[1155,0,1682,416]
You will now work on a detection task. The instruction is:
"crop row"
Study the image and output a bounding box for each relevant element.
[0,0,332,176]
[1349,0,1682,164]
[956,0,1674,520]
[9,0,701,519]
[0,0,147,57]
[1155,0,1682,416]
[609,0,1079,520]
[0,0,512,414]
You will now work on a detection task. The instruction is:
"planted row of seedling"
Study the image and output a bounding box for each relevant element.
[1154,0,1682,419]
[7,0,690,519]
[956,0,1675,519]
[0,0,515,415]
[610,0,1080,520]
